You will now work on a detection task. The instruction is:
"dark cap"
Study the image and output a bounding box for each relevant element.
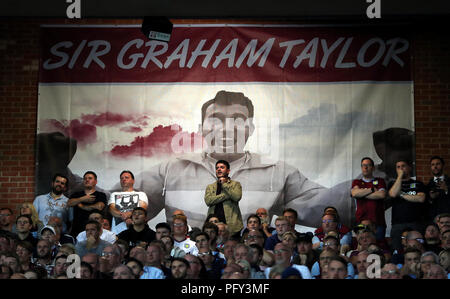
[281,267,302,279]
[297,232,313,243]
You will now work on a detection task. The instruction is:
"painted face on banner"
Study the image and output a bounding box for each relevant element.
[202,103,254,154]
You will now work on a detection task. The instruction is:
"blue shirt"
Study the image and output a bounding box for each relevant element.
[264,234,281,251]
[311,260,355,279]
[33,193,73,233]
[140,266,165,279]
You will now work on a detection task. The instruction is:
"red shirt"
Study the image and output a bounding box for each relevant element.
[351,177,386,226]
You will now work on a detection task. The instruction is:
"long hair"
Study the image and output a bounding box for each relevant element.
[20,202,43,230]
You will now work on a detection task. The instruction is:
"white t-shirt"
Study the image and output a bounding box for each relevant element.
[174,238,197,255]
[108,191,148,231]
[108,191,148,212]
[76,229,117,244]
[264,264,312,279]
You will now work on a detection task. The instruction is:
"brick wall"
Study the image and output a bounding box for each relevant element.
[413,26,450,183]
[0,18,449,215]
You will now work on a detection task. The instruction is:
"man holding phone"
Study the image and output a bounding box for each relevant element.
[205,160,243,237]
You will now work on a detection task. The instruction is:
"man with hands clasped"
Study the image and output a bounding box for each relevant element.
[204,160,243,238]
[427,156,450,222]
[387,160,426,252]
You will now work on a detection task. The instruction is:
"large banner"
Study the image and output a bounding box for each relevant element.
[37,24,414,230]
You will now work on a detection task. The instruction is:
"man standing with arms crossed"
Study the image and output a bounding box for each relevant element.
[205,160,243,238]
[351,157,387,240]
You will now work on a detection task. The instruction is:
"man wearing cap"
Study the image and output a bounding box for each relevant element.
[387,159,426,252]
[40,225,61,258]
[351,157,387,241]
[292,232,318,269]
[281,267,302,279]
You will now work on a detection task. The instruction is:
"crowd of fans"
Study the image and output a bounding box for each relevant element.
[0,156,449,280]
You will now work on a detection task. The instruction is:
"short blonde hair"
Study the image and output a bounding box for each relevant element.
[275,216,288,224]
[282,231,297,241]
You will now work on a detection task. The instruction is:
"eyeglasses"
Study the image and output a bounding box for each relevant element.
[247,235,262,239]
[381,270,399,276]
[0,214,11,217]
[17,221,30,225]
[173,223,185,227]
[324,242,337,247]
[322,219,335,224]
[197,252,211,257]
[102,252,115,257]
[406,237,424,243]
[273,249,288,254]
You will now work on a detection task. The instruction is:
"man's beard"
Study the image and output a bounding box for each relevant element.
[426,238,439,245]
[52,186,64,195]
[174,272,187,279]
[37,251,51,260]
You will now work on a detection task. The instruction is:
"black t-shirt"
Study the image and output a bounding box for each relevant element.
[426,175,450,221]
[70,190,107,237]
[388,179,426,225]
[117,224,156,248]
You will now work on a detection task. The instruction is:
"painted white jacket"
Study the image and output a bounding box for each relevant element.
[135,152,355,229]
